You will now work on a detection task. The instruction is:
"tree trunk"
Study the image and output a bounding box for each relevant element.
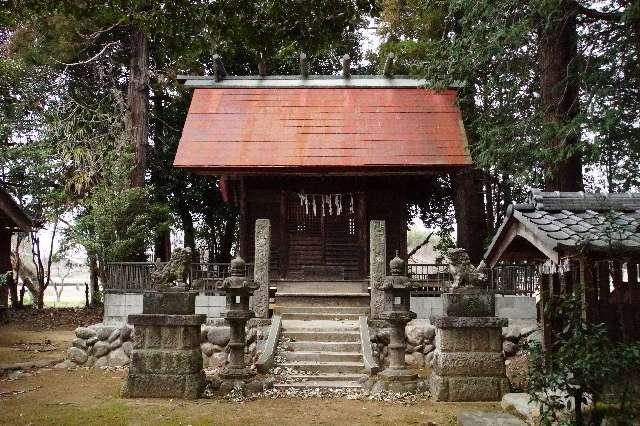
[178,208,198,262]
[215,216,238,263]
[127,27,149,188]
[154,231,171,262]
[452,170,488,264]
[452,83,488,264]
[88,254,100,306]
[539,1,583,191]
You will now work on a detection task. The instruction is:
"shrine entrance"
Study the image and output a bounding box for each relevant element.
[286,192,362,280]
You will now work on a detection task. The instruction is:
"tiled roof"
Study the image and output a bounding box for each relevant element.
[174,85,471,173]
[484,190,640,264]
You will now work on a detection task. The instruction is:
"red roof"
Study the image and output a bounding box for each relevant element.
[174,87,471,173]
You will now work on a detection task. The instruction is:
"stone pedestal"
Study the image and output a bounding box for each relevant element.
[123,289,206,399]
[429,315,510,401]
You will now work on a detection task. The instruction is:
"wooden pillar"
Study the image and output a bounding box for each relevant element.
[579,256,597,325]
[279,190,288,279]
[358,192,367,278]
[238,178,248,260]
[597,261,610,332]
[0,229,11,307]
[611,261,627,342]
[539,272,553,358]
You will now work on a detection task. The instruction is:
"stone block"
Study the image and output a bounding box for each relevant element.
[432,351,505,376]
[430,373,510,402]
[142,290,197,315]
[430,316,508,329]
[442,290,495,317]
[130,349,202,374]
[436,328,502,352]
[122,371,204,399]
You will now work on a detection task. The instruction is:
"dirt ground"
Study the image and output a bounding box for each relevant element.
[1,368,505,425]
[0,308,505,425]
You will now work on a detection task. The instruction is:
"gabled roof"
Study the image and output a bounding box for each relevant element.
[173,76,471,174]
[0,187,36,231]
[484,190,640,266]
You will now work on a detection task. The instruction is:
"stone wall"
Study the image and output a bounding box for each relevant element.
[411,295,537,329]
[57,323,134,369]
[60,319,271,372]
[103,293,228,324]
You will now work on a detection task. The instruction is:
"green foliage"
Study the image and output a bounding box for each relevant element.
[66,187,169,262]
[527,286,640,425]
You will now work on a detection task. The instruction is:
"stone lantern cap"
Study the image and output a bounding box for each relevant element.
[375,252,419,291]
[216,256,259,294]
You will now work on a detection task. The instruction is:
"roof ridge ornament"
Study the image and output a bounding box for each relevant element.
[212,54,227,82]
[342,54,351,79]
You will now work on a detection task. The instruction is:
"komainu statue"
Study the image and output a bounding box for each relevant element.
[446,248,487,289]
[150,247,192,290]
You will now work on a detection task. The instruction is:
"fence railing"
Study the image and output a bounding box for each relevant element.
[408,263,539,296]
[103,262,253,294]
[104,262,538,296]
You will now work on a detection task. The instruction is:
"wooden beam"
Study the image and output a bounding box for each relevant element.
[383,53,395,77]
[212,54,227,82]
[342,54,351,79]
[299,53,308,79]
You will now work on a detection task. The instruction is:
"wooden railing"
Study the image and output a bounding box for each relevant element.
[103,262,253,294]
[104,261,537,296]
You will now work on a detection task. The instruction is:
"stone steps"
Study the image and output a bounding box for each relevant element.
[283,330,360,342]
[280,361,366,374]
[282,351,363,363]
[276,280,368,294]
[282,319,359,332]
[280,312,362,321]
[274,380,363,389]
[273,306,370,314]
[275,294,370,307]
[274,318,367,389]
[287,341,361,352]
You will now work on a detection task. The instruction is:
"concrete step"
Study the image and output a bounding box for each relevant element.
[276,280,368,294]
[281,320,359,332]
[281,312,362,321]
[287,341,361,352]
[283,330,361,343]
[274,380,363,389]
[282,351,363,363]
[280,361,366,374]
[273,306,370,315]
[275,294,370,307]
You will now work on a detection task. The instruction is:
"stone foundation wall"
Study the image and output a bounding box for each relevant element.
[369,319,437,369]
[58,323,134,369]
[60,319,271,371]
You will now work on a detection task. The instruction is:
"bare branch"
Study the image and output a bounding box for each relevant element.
[408,231,434,260]
[573,1,623,22]
[56,41,121,67]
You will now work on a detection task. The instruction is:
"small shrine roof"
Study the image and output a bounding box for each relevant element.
[484,190,640,265]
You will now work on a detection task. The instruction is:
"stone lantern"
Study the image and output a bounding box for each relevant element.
[375,252,418,389]
[217,256,260,382]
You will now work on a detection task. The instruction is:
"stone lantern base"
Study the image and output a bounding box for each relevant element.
[429,315,510,402]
